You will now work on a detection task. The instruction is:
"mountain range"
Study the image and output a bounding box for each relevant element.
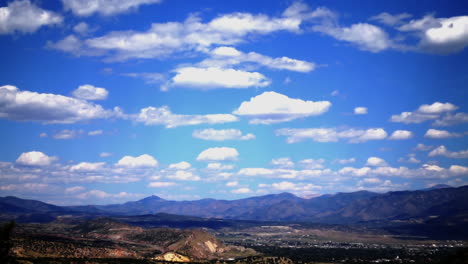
[1,184,464,224]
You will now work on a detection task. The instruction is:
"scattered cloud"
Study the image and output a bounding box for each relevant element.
[202,46,316,72]
[366,157,388,167]
[389,130,413,140]
[298,159,325,169]
[271,158,295,169]
[354,107,368,115]
[313,23,392,52]
[168,67,270,90]
[70,162,105,172]
[0,0,62,34]
[16,151,56,166]
[399,15,468,54]
[390,102,458,124]
[135,106,238,128]
[88,130,103,136]
[168,161,191,170]
[73,22,95,35]
[370,12,412,26]
[414,143,434,151]
[99,152,113,157]
[62,0,162,16]
[424,128,464,139]
[0,85,119,124]
[233,91,331,124]
[231,187,252,194]
[192,128,255,141]
[72,84,108,100]
[276,127,387,143]
[148,181,176,188]
[196,147,239,162]
[428,146,468,159]
[116,154,158,168]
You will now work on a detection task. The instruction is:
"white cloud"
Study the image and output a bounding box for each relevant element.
[196,147,239,162]
[428,146,468,159]
[389,130,413,140]
[450,165,468,175]
[0,0,62,34]
[425,128,464,139]
[267,181,321,192]
[414,143,434,151]
[366,157,388,167]
[0,85,118,124]
[238,168,274,176]
[148,181,176,188]
[72,84,108,100]
[335,158,356,164]
[433,112,468,126]
[276,127,387,143]
[99,152,113,157]
[370,12,412,26]
[271,158,295,169]
[169,67,270,89]
[73,22,95,35]
[203,46,316,72]
[390,102,458,124]
[76,190,142,200]
[168,161,191,170]
[313,23,391,52]
[354,107,368,115]
[70,162,105,172]
[52,129,84,139]
[62,0,161,16]
[116,154,158,168]
[206,163,234,171]
[400,15,468,54]
[226,181,238,187]
[192,128,255,141]
[16,151,56,166]
[298,159,325,169]
[231,187,251,194]
[88,130,103,136]
[65,186,85,194]
[135,106,238,128]
[56,5,304,60]
[398,154,421,164]
[234,91,331,124]
[166,170,200,181]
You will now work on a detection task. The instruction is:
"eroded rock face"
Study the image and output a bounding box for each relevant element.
[154,252,191,262]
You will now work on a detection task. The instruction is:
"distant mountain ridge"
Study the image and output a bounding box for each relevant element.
[2,185,467,227]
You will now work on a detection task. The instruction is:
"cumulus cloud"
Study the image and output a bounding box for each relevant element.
[433,112,468,126]
[414,143,434,151]
[261,181,321,194]
[202,46,316,72]
[0,85,118,124]
[313,23,392,52]
[135,106,238,128]
[116,154,158,168]
[168,161,191,170]
[168,67,270,90]
[298,159,325,169]
[399,15,468,54]
[276,127,387,143]
[0,0,62,34]
[354,107,368,115]
[148,181,176,188]
[389,130,413,140]
[51,129,84,139]
[192,128,255,141]
[52,4,305,60]
[166,170,200,181]
[366,157,388,167]
[335,158,356,164]
[62,0,161,16]
[425,128,464,139]
[73,22,95,35]
[370,12,412,26]
[234,91,331,124]
[70,162,105,172]
[196,147,239,162]
[72,84,108,100]
[231,187,252,194]
[16,151,56,166]
[428,146,468,159]
[390,102,458,124]
[271,158,295,169]
[206,163,235,171]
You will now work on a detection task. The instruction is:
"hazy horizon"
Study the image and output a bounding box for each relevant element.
[1,0,468,206]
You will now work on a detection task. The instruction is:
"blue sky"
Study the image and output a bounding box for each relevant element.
[0,0,467,205]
